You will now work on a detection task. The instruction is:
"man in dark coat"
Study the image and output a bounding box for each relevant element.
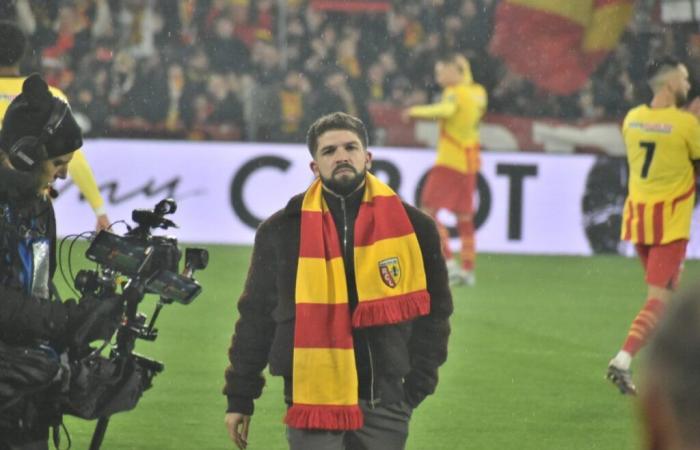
[224,112,453,450]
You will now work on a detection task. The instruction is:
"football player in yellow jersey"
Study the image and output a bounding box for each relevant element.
[0,20,110,231]
[403,53,487,286]
[607,56,700,395]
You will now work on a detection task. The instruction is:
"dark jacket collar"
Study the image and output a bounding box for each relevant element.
[283,182,366,217]
[322,185,364,216]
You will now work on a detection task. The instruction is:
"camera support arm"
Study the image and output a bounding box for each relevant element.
[89,280,153,450]
[115,280,146,356]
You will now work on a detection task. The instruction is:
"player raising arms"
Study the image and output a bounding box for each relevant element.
[403,53,487,286]
[607,56,700,395]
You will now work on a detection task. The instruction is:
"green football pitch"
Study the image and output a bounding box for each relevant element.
[54,244,700,449]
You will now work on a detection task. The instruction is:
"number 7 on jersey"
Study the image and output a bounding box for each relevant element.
[639,141,656,179]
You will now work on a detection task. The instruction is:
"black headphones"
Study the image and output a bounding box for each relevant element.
[8,97,68,172]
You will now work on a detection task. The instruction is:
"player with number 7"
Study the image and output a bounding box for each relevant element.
[606,56,700,395]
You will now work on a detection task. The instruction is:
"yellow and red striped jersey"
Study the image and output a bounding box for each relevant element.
[0,77,105,215]
[621,104,700,244]
[409,81,487,174]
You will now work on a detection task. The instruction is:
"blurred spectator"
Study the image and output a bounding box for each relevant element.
[133,53,169,122]
[185,46,210,91]
[388,76,413,107]
[284,14,308,69]
[114,0,162,59]
[248,39,283,141]
[251,39,282,84]
[164,63,192,133]
[108,50,138,118]
[457,0,493,53]
[275,71,310,142]
[578,81,605,121]
[205,17,250,73]
[308,67,358,119]
[491,67,535,115]
[377,50,399,89]
[367,62,387,101]
[202,72,245,139]
[70,66,111,136]
[41,4,86,62]
[684,33,700,97]
[337,36,361,80]
[0,0,691,143]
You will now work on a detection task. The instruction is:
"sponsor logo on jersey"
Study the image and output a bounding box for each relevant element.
[628,122,673,133]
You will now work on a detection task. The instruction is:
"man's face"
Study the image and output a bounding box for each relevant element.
[435,61,461,88]
[310,129,371,196]
[36,151,74,193]
[670,64,691,107]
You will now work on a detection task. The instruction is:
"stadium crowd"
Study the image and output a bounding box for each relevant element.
[1,0,696,143]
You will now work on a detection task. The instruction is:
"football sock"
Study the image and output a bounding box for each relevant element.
[458,217,475,271]
[610,350,632,371]
[621,298,665,357]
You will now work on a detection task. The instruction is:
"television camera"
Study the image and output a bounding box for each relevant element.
[71,198,208,450]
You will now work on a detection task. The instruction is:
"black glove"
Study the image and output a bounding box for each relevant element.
[68,294,123,349]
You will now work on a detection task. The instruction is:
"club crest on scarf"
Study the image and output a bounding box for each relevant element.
[378,257,401,288]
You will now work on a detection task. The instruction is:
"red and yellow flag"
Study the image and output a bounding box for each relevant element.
[489,0,633,94]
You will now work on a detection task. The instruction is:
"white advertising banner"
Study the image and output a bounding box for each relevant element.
[53,140,700,258]
[661,0,700,23]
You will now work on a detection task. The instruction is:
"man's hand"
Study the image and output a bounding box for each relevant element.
[96,214,111,231]
[225,413,251,449]
[401,109,413,123]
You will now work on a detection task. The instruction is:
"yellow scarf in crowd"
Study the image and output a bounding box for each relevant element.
[285,173,430,430]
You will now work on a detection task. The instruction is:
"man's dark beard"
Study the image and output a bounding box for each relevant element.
[676,89,688,107]
[321,165,367,196]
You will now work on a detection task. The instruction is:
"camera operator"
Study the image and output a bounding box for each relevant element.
[0,74,120,450]
[0,20,112,231]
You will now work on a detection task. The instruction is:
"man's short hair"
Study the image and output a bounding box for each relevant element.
[647,55,681,85]
[0,21,27,67]
[436,51,465,71]
[646,284,700,446]
[306,112,369,157]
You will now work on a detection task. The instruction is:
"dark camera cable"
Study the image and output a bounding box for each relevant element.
[59,233,84,299]
[52,419,72,450]
[59,231,94,299]
[107,220,129,232]
[67,232,93,285]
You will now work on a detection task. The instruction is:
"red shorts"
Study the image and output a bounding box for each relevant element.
[420,166,476,214]
[635,239,688,290]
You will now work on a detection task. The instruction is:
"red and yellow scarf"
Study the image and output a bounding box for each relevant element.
[284,173,430,430]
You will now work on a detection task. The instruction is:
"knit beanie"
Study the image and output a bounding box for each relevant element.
[0,73,83,160]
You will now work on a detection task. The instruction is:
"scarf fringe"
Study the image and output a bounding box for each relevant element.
[284,404,364,430]
[352,291,430,328]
